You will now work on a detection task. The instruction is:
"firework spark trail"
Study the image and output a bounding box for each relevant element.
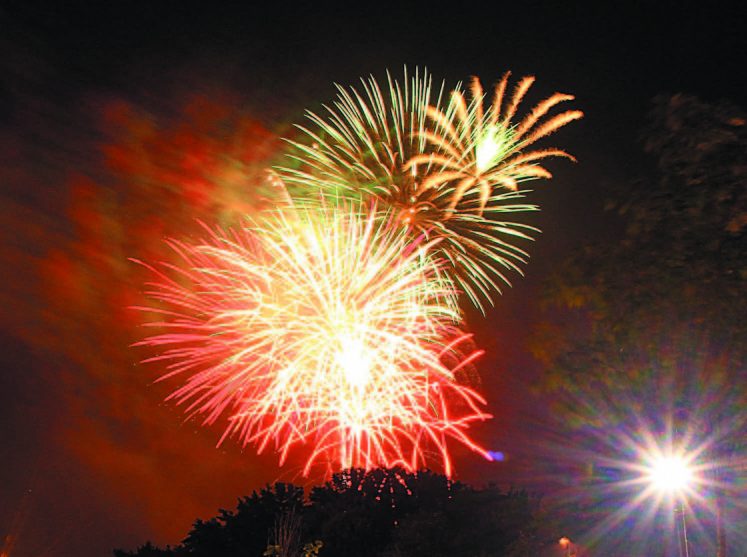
[134,204,491,475]
[408,72,583,210]
[279,69,581,310]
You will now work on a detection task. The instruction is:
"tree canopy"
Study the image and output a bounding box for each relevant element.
[114,468,550,557]
[534,93,746,425]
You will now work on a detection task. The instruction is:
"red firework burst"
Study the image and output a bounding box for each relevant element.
[134,205,491,476]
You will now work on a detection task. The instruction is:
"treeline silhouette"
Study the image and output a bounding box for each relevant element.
[114,467,549,557]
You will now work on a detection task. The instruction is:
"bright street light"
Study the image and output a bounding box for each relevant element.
[641,450,697,557]
[647,455,694,493]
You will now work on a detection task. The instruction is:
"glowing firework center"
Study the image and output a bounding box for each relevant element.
[335,334,372,389]
[475,124,511,174]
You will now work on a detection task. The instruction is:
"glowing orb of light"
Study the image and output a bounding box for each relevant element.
[646,455,693,493]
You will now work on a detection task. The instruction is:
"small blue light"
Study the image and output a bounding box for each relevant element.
[488,450,505,462]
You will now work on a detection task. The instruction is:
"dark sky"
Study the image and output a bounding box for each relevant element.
[1,3,745,557]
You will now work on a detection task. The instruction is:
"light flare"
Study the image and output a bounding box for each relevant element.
[647,455,694,493]
[635,442,703,503]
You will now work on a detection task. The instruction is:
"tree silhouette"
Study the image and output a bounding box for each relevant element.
[114,468,547,557]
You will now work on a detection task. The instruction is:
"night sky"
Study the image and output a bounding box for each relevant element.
[1,3,745,556]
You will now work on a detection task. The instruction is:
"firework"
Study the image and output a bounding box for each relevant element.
[279,70,581,310]
[408,72,583,214]
[134,204,490,476]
